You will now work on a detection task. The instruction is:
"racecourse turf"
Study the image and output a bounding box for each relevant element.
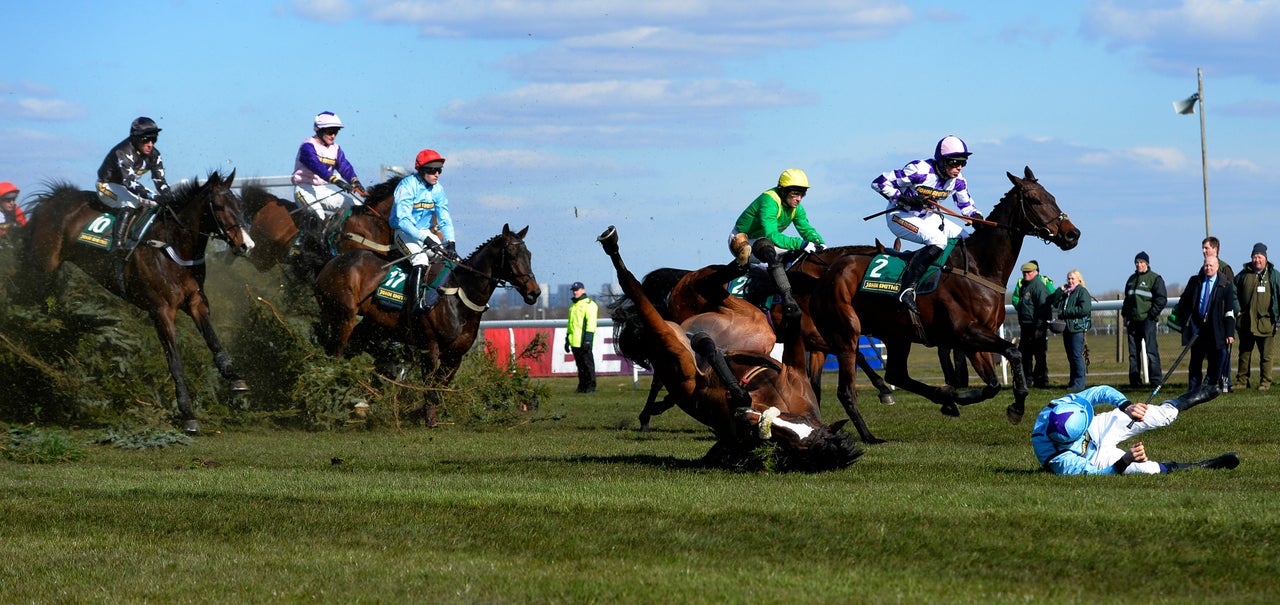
[2,372,1277,604]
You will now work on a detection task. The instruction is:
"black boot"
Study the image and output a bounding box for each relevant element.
[751,240,800,321]
[689,332,750,407]
[1168,384,1220,412]
[112,208,137,258]
[405,265,425,315]
[898,245,943,313]
[1164,452,1239,472]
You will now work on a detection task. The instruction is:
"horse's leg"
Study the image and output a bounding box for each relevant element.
[186,292,248,391]
[148,306,201,433]
[638,378,670,432]
[856,350,896,405]
[881,340,959,416]
[807,350,825,405]
[952,330,1028,425]
[833,349,881,444]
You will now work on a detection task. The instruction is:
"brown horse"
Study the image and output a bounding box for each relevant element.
[628,265,896,432]
[21,171,254,433]
[600,226,861,470]
[808,167,1080,443]
[313,224,541,425]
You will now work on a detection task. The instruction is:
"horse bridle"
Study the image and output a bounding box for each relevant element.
[162,185,244,245]
[1000,182,1070,243]
[445,236,537,293]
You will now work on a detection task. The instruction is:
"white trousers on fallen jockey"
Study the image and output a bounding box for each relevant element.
[395,230,442,267]
[727,230,785,268]
[96,182,154,211]
[293,183,361,221]
[886,209,968,248]
[1088,402,1179,475]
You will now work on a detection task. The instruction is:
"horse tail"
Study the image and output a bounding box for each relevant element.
[607,295,653,370]
[639,267,690,319]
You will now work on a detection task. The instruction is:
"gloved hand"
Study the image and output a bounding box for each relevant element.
[335,179,355,194]
[969,211,985,222]
[444,240,460,260]
[154,192,175,206]
[815,242,826,252]
[897,190,924,209]
[802,241,818,254]
[350,178,366,198]
[564,340,571,354]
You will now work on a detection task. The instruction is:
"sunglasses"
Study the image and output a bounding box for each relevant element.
[319,128,340,137]
[421,166,443,175]
[946,158,967,168]
[139,136,157,144]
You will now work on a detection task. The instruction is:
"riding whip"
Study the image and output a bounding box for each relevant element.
[1128,332,1198,428]
[923,199,998,227]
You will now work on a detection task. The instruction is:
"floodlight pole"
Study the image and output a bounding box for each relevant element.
[1196,68,1209,238]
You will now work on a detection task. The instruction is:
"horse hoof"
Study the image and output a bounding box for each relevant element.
[1005,405,1024,425]
[878,393,896,406]
[940,402,960,417]
[597,226,619,254]
[864,436,887,445]
[183,419,201,434]
[229,379,249,392]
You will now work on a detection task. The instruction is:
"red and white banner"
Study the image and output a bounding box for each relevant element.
[482,327,643,377]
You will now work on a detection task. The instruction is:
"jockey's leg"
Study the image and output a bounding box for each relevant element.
[898,244,943,313]
[750,239,800,321]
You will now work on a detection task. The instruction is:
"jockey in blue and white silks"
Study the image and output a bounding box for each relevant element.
[392,149,455,313]
[291,111,364,228]
[871,135,984,312]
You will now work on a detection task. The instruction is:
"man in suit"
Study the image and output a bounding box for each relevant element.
[1176,256,1238,390]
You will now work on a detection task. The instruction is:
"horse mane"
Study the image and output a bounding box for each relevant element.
[608,295,653,370]
[463,231,509,260]
[365,176,404,201]
[240,184,276,217]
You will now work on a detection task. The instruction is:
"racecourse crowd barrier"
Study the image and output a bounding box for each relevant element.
[479,300,1125,385]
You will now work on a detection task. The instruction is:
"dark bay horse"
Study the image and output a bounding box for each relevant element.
[629,265,896,432]
[601,226,861,470]
[313,224,540,425]
[808,167,1080,443]
[22,171,254,432]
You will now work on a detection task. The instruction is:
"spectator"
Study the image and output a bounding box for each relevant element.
[0,182,26,241]
[1049,269,1092,392]
[1202,236,1237,391]
[1233,242,1279,391]
[1122,251,1167,388]
[565,282,599,393]
[1176,256,1238,391]
[1030,384,1237,475]
[1013,260,1052,388]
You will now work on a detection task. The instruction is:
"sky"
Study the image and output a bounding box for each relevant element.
[5,0,1280,301]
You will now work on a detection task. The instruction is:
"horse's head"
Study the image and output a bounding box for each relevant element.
[196,170,255,256]
[736,408,863,471]
[493,223,541,305]
[996,167,1080,251]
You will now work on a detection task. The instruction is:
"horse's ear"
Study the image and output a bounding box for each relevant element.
[502,223,512,236]
[226,168,236,186]
[516,225,529,238]
[1006,171,1023,187]
[1023,166,1035,182]
[829,419,850,433]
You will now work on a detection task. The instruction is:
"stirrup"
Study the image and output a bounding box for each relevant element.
[898,286,918,312]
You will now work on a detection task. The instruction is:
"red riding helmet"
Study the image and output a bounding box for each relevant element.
[415,149,446,170]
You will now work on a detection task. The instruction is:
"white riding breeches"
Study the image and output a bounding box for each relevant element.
[294,183,361,220]
[96,182,153,211]
[1089,402,1179,475]
[395,231,441,267]
[887,210,968,248]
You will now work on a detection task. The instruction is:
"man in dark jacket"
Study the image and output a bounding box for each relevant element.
[1014,260,1052,387]
[1122,251,1167,388]
[1177,256,1238,391]
[1234,242,1280,390]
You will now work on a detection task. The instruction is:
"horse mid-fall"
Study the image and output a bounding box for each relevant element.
[601,226,861,470]
[313,224,540,426]
[808,167,1080,443]
[21,171,254,433]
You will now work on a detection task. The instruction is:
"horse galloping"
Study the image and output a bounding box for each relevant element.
[809,167,1080,443]
[313,224,540,426]
[601,226,861,470]
[22,171,254,433]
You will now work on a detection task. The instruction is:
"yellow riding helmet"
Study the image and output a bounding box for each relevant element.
[777,168,809,190]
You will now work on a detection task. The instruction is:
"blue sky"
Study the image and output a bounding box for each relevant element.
[5,0,1279,299]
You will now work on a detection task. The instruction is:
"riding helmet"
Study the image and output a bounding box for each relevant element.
[1046,400,1092,444]
[313,111,344,132]
[777,168,809,190]
[415,149,446,170]
[130,117,162,139]
[934,135,971,162]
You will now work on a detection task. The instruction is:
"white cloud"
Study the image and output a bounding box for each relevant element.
[292,0,354,23]
[1078,146,1189,172]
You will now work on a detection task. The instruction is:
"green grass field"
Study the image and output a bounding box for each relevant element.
[3,363,1277,604]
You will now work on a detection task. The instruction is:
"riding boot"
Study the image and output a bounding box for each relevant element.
[1168,384,1220,412]
[404,265,426,318]
[769,262,801,322]
[898,245,943,313]
[689,332,750,407]
[1162,452,1239,472]
[113,208,137,258]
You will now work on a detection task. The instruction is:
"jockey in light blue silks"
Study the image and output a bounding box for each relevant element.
[871,135,984,313]
[392,148,455,314]
[291,111,365,238]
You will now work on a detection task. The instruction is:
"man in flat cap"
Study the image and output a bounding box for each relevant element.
[1123,251,1167,388]
[1014,260,1052,388]
[1233,243,1280,390]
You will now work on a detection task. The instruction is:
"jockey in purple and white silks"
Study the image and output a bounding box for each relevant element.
[871,135,984,312]
[291,111,364,235]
